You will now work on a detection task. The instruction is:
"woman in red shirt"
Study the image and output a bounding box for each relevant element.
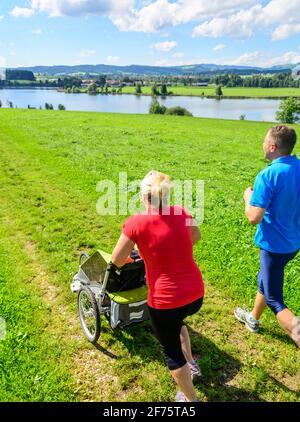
[112,170,205,402]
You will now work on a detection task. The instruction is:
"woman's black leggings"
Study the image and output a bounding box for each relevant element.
[148,297,203,370]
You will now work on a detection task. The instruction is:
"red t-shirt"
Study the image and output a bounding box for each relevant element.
[122,205,204,309]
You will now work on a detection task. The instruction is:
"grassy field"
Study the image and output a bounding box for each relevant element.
[0,109,299,402]
[121,85,300,98]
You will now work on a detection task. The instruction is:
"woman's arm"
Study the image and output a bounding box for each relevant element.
[190,224,201,245]
[111,233,135,268]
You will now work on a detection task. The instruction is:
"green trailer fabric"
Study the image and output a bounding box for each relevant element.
[108,285,148,304]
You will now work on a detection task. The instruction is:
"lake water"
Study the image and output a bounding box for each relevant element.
[0,88,280,122]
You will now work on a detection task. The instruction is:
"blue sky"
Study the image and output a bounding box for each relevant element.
[1,0,300,68]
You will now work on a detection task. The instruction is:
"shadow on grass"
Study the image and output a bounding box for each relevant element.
[95,321,266,402]
[261,326,297,347]
[94,342,119,359]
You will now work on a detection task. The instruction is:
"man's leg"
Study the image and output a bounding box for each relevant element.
[277,309,300,348]
[259,249,299,347]
[234,259,265,332]
[252,292,267,320]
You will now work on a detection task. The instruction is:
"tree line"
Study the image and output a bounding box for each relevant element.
[210,73,300,88]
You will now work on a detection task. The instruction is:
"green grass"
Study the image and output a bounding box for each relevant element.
[121,85,300,98]
[0,109,299,402]
[0,228,77,401]
[6,80,36,85]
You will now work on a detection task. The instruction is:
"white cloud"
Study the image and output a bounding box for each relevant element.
[32,29,42,35]
[193,1,300,40]
[262,0,300,25]
[80,50,96,57]
[10,0,300,42]
[272,24,300,41]
[0,56,6,67]
[10,7,35,18]
[155,59,170,66]
[0,15,4,21]
[114,0,257,32]
[226,50,300,67]
[151,40,177,52]
[272,52,300,66]
[21,0,256,32]
[193,5,263,38]
[30,0,134,17]
[213,44,226,51]
[106,55,120,63]
[172,52,184,58]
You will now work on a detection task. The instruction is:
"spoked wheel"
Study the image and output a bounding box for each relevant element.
[79,252,89,266]
[78,285,100,344]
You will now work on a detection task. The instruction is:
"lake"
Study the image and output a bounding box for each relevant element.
[0,88,280,122]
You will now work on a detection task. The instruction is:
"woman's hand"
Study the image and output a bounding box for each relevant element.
[189,224,201,245]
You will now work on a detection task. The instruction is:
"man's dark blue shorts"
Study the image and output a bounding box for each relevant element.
[258,248,298,315]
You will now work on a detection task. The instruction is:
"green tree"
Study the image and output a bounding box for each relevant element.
[165,106,193,116]
[87,82,97,94]
[276,97,300,124]
[161,84,168,96]
[135,83,142,94]
[215,85,223,96]
[96,75,106,87]
[58,104,66,110]
[151,84,159,96]
[6,69,35,81]
[149,98,166,114]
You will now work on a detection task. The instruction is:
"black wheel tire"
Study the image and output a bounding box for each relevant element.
[77,285,100,344]
[79,252,89,266]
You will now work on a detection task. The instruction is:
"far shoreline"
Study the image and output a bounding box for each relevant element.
[2,86,300,100]
[57,87,300,99]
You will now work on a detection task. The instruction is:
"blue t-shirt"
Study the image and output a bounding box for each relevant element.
[250,155,300,253]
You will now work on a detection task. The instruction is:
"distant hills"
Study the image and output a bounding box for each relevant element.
[15,63,297,76]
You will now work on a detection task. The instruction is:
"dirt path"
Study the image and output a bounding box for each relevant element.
[24,240,121,402]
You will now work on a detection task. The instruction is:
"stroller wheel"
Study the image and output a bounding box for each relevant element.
[78,285,100,344]
[79,252,89,266]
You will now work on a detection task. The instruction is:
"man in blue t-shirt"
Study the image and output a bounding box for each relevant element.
[234,125,300,348]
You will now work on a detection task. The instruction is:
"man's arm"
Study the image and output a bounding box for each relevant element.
[244,187,266,225]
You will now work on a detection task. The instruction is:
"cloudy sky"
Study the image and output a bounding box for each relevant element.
[1,0,300,68]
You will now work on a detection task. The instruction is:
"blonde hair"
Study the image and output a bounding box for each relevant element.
[140,170,171,208]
